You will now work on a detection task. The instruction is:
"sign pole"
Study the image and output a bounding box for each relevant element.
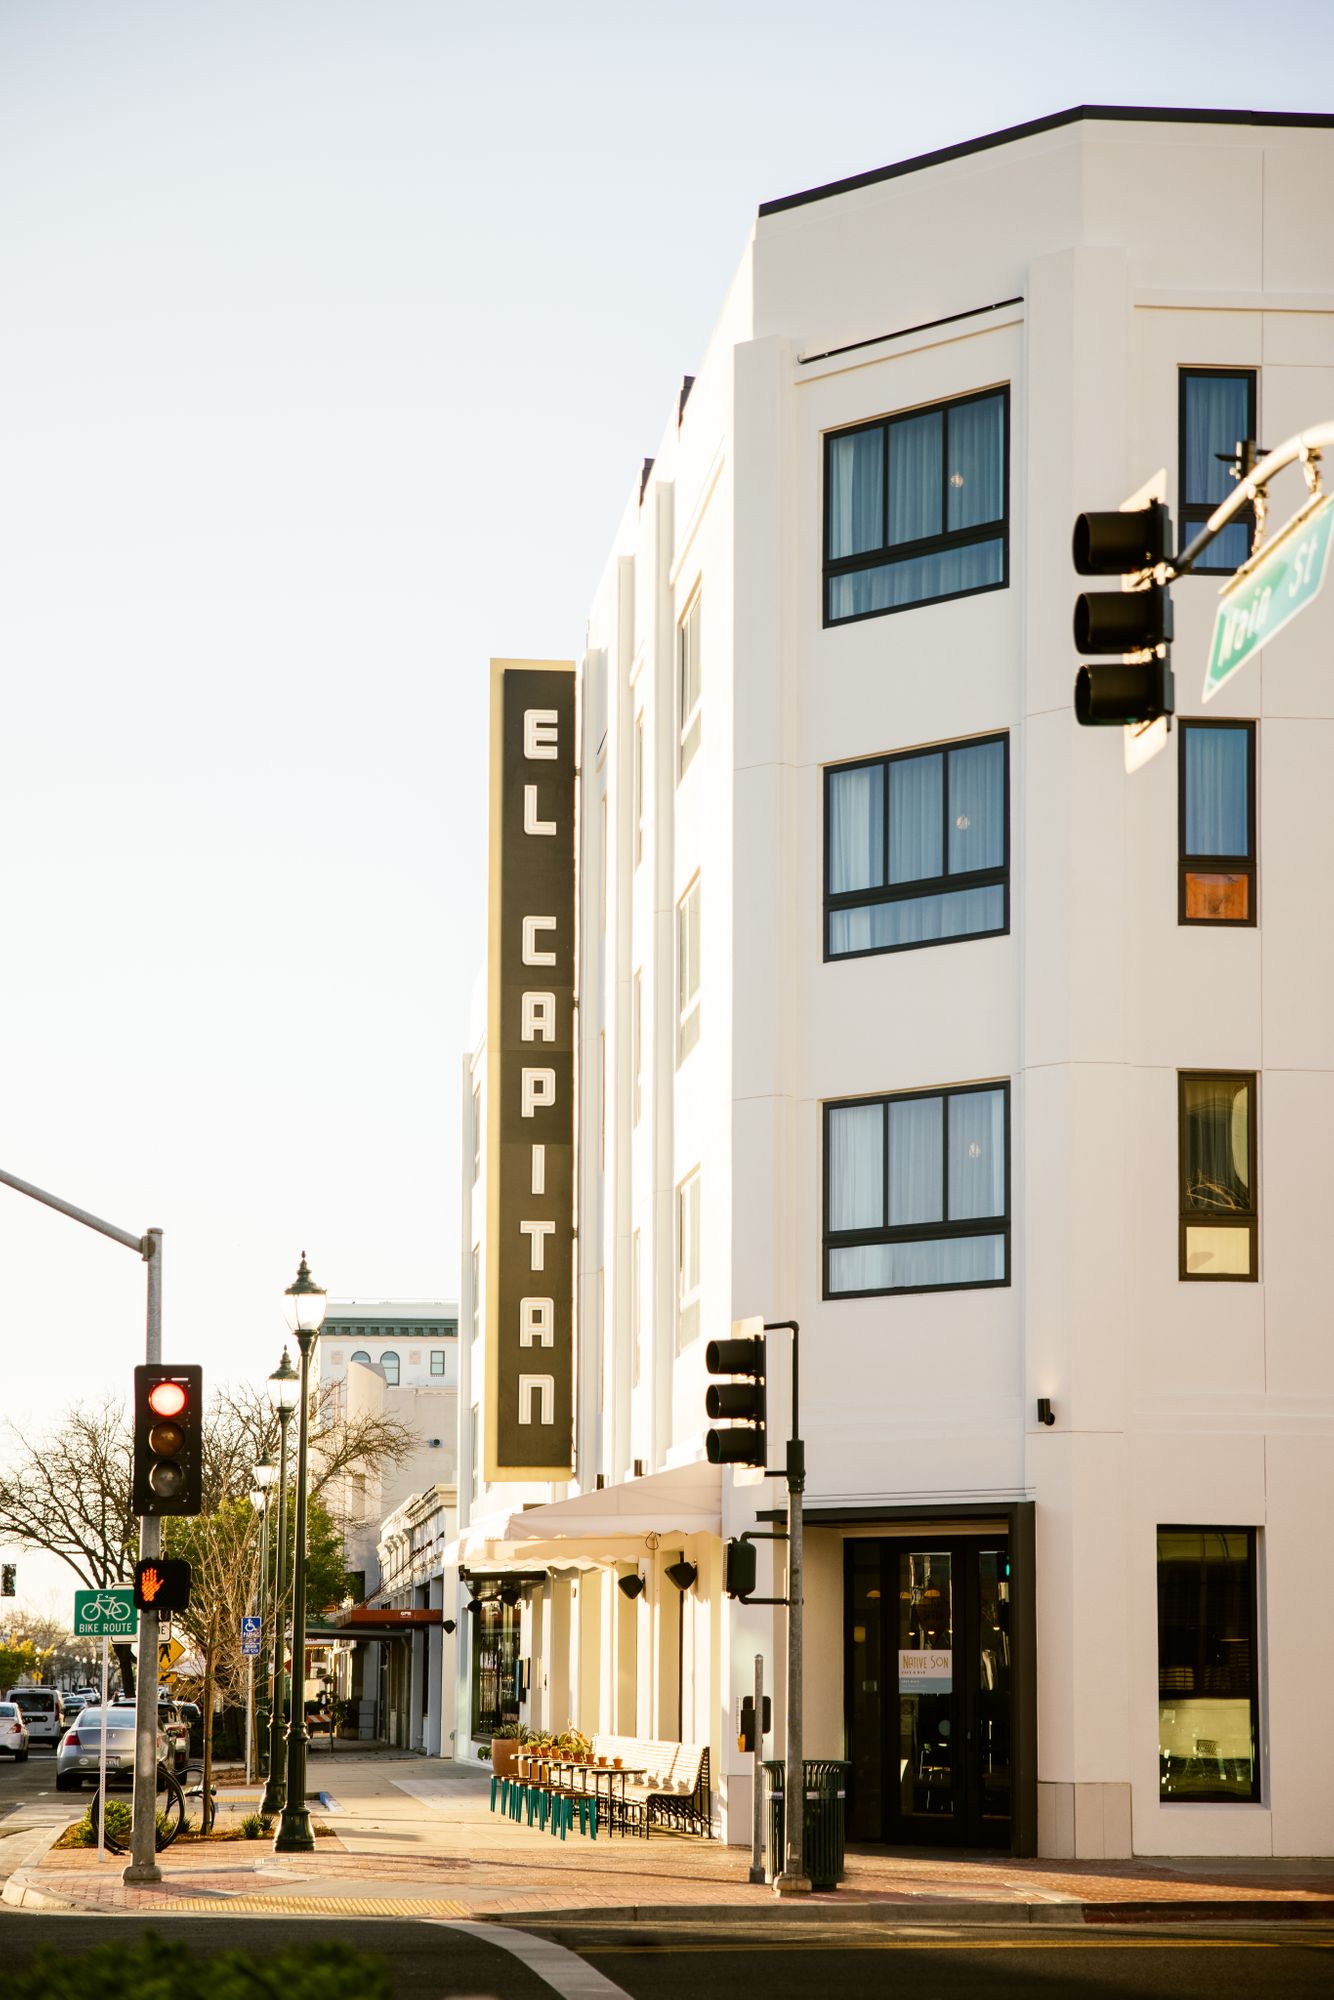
[750,1653,764,1884]
[97,1636,109,1863]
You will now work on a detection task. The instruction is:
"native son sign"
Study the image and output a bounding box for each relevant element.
[486,659,577,1480]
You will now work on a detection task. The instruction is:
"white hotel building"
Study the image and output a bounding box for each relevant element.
[454,105,1334,1860]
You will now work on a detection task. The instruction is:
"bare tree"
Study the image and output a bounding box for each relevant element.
[0,1401,136,1589]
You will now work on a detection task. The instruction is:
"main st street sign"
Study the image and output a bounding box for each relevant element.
[1204,493,1334,701]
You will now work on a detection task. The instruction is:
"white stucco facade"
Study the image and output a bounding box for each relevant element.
[459,106,1334,1860]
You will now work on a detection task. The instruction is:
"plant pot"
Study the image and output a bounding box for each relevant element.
[491,1736,521,1777]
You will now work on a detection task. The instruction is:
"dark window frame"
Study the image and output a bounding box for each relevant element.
[1157,1523,1261,1805]
[822,1079,1012,1300]
[430,1349,446,1376]
[1177,1069,1258,1283]
[1178,719,1257,927]
[823,385,1011,628]
[823,732,1010,961]
[1178,368,1258,576]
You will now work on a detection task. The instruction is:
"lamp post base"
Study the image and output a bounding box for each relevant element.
[773,1872,812,1896]
[259,1779,286,1817]
[273,1804,315,1853]
[122,1862,163,1886]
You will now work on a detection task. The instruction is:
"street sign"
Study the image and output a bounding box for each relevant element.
[73,1587,137,1640]
[241,1616,261,1658]
[1204,493,1334,700]
[159,1636,185,1675]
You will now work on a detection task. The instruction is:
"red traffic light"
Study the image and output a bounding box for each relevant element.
[148,1380,187,1419]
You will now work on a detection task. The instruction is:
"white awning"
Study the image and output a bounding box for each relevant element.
[441,1460,721,1570]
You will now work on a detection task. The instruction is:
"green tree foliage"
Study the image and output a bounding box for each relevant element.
[0,1639,43,1688]
[6,1931,390,2000]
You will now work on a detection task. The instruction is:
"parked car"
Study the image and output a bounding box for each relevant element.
[108,1695,189,1773]
[3,1686,64,1746]
[55,1708,168,1791]
[0,1702,30,1761]
[60,1694,88,1721]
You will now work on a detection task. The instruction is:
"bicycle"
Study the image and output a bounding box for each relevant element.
[87,1761,186,1853]
[181,1760,217,1836]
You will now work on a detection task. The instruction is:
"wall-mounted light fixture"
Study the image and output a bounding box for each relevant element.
[443,1618,456,1634]
[665,1559,698,1593]
[617,1572,646,1600]
[1036,1397,1056,1427]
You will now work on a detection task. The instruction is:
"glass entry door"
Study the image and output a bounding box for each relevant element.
[845,1535,1012,1847]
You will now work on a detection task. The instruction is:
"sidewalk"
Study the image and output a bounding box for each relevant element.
[5,1757,1332,1926]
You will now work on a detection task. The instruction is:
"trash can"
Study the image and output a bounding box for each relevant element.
[764,1758,848,1890]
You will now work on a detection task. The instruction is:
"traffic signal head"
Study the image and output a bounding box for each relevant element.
[724,1536,758,1600]
[704,1335,766,1467]
[0,1563,14,1598]
[1073,500,1172,576]
[1074,656,1175,728]
[133,1365,203,1516]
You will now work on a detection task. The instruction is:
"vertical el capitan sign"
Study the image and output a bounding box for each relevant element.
[486,659,578,1481]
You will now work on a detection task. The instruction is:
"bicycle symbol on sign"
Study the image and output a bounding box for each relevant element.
[89,1592,132,1621]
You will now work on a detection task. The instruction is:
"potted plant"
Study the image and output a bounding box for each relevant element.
[490,1719,524,1777]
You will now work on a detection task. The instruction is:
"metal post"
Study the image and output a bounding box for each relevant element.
[749,1653,764,1885]
[125,1227,163,1884]
[771,1320,810,1896]
[97,1637,109,1864]
[255,1496,270,1780]
[261,1408,292,1817]
[274,1330,315,1852]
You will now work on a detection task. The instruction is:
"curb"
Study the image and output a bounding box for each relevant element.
[492,1896,1334,1929]
[3,1867,81,1913]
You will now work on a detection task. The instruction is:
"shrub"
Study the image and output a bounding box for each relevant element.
[240,1812,271,1839]
[6,1932,392,1998]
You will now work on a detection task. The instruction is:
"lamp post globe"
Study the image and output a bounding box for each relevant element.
[274,1254,326,1854]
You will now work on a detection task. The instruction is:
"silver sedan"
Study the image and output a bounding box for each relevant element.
[55,1708,166,1791]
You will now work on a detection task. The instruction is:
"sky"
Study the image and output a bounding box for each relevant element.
[3,0,1333,1609]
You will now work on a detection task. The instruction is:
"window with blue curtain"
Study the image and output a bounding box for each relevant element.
[825,734,1008,957]
[1179,720,1255,924]
[824,1082,1010,1297]
[1180,370,1257,575]
[824,388,1008,623]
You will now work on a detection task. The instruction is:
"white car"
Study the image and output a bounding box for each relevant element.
[3,1686,63,1746]
[0,1702,29,1761]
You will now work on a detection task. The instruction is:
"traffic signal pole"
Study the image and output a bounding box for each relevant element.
[0,1171,164,1883]
[764,1319,810,1898]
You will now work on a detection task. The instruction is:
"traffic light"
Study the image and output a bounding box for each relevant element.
[1073,498,1176,726]
[704,1334,766,1466]
[738,1692,772,1753]
[1,1563,14,1597]
[134,1557,192,1615]
[724,1536,758,1600]
[132,1365,203,1516]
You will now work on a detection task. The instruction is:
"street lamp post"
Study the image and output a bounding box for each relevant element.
[249,1455,275,1783]
[274,1253,327,1854]
[260,1352,299,1818]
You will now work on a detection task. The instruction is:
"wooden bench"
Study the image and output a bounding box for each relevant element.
[590,1734,713,1839]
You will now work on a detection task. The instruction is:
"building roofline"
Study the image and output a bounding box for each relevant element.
[758,104,1334,218]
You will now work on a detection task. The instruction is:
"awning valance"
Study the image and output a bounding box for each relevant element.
[441,1459,721,1570]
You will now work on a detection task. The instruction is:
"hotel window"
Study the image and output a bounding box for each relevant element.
[824,1082,1010,1297]
[678,591,701,775]
[825,734,1008,958]
[677,875,700,1061]
[349,1350,370,1367]
[632,969,643,1124]
[631,1228,642,1388]
[1180,369,1257,575]
[470,1245,480,1343]
[381,1350,400,1386]
[469,1404,480,1503]
[824,387,1008,625]
[430,1350,446,1376]
[1158,1527,1259,1802]
[1179,1072,1257,1280]
[633,709,645,866]
[677,1169,701,1349]
[1179,721,1255,925]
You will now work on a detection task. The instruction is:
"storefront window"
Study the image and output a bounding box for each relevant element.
[470,1596,520,1741]
[1157,1527,1259,1802]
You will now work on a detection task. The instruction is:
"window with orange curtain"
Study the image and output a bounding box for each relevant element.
[1179,721,1255,926]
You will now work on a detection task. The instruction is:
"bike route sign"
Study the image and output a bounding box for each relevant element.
[73,1587,138,1640]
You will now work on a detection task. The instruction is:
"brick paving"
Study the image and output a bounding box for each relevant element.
[7,1757,1332,1920]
